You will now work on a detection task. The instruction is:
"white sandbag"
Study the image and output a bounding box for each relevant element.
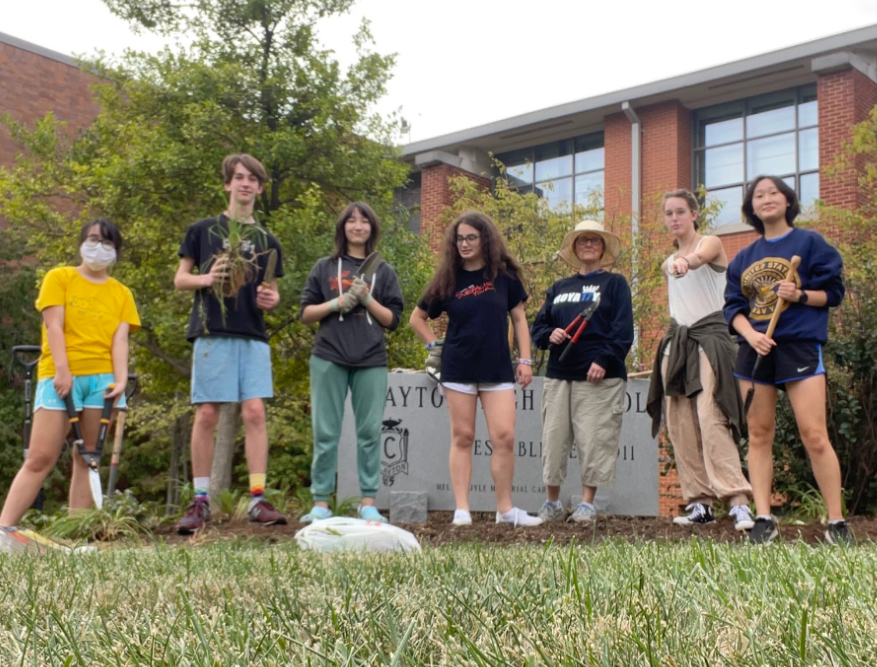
[294,517,421,553]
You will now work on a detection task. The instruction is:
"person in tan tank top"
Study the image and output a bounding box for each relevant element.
[652,190,754,531]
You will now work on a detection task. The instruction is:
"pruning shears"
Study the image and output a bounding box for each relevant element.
[557,293,602,363]
[64,387,116,509]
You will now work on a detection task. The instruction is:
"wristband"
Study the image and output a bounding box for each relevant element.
[517,359,533,366]
[329,298,340,312]
[426,340,442,351]
[362,293,373,306]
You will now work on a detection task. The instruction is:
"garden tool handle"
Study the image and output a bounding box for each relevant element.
[63,392,85,444]
[763,255,801,342]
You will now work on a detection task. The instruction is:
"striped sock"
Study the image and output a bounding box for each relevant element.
[249,473,266,499]
[194,476,210,502]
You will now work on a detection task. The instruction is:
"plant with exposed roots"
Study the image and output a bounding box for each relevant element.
[206,211,270,323]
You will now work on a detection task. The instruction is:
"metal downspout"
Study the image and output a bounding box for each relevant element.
[621,101,642,364]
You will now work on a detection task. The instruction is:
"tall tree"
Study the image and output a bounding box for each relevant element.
[0,0,430,504]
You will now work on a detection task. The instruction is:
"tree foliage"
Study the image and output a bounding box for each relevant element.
[0,0,431,503]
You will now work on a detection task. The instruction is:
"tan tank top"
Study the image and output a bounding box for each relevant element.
[664,237,726,327]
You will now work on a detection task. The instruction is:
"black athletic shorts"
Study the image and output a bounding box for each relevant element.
[735,340,825,387]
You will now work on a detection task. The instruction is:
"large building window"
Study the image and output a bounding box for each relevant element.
[694,85,818,227]
[497,133,604,213]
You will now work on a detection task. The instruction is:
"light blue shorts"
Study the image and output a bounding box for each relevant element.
[191,337,273,404]
[34,374,127,412]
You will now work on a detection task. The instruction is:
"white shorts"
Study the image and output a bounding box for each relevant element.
[441,382,514,396]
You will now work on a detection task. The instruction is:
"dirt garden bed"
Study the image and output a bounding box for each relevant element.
[153,512,877,547]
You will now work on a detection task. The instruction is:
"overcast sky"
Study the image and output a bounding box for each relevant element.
[5,0,877,143]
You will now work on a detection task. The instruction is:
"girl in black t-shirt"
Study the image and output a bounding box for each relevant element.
[410,211,542,527]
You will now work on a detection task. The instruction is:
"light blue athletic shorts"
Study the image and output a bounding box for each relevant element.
[34,373,127,412]
[191,336,273,404]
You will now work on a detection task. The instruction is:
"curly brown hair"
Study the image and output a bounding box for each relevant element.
[423,211,525,303]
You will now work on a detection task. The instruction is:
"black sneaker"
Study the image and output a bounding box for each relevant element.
[749,516,778,545]
[672,502,715,526]
[825,520,855,546]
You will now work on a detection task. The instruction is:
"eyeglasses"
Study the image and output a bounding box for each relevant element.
[456,234,480,245]
[576,236,603,246]
[84,236,115,251]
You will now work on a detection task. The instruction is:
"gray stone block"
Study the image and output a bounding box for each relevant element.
[390,491,428,524]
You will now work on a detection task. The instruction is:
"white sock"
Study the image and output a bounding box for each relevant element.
[579,502,595,510]
[453,509,471,520]
[547,500,562,509]
[499,508,517,520]
[193,476,210,499]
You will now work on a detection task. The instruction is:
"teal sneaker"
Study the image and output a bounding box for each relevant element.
[358,505,388,523]
[300,506,333,523]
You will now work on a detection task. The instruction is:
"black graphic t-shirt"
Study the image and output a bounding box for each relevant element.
[530,271,634,381]
[179,215,284,342]
[418,268,527,383]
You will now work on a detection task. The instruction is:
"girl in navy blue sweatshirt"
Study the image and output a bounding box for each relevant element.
[724,175,849,545]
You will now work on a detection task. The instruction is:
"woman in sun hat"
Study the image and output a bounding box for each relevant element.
[530,219,634,524]
[645,190,753,534]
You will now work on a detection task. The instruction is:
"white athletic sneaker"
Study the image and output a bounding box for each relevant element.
[451,509,472,526]
[496,507,543,527]
[729,504,755,531]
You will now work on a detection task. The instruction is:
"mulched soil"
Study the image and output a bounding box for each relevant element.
[153,512,877,547]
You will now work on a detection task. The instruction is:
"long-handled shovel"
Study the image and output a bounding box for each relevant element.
[63,387,116,509]
[107,374,138,497]
[743,255,801,415]
[11,345,44,511]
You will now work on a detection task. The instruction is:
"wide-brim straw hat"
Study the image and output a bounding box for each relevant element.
[558,220,623,270]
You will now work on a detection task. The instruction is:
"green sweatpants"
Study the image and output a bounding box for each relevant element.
[309,355,388,502]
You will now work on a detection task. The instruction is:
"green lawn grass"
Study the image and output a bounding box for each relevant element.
[1,539,874,666]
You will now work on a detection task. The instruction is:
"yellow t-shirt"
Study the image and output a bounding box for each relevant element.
[36,266,141,380]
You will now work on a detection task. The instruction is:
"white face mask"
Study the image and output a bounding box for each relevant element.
[80,242,117,271]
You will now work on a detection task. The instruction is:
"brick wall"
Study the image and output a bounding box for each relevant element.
[817,66,877,209]
[420,162,490,252]
[0,40,99,169]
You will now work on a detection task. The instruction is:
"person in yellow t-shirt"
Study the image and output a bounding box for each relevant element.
[0,219,140,529]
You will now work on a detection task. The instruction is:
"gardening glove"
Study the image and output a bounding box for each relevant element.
[349,276,372,305]
[425,340,443,384]
[338,291,358,314]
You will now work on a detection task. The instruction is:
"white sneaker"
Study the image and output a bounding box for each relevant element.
[496,507,543,527]
[729,504,755,531]
[451,509,472,526]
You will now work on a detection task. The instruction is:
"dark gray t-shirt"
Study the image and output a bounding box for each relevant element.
[301,255,404,367]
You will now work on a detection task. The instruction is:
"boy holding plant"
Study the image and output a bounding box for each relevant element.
[174,154,286,534]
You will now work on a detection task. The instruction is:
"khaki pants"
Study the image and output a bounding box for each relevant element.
[541,378,625,488]
[662,350,752,506]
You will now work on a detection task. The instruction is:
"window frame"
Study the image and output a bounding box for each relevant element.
[692,85,818,230]
[496,132,605,213]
